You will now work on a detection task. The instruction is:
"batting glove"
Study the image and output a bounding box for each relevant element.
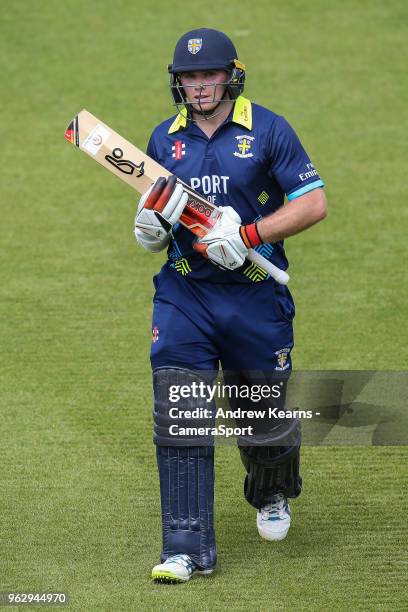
[134,176,188,252]
[194,206,262,271]
[193,206,245,270]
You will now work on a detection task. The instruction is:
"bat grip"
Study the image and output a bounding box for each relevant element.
[247,249,290,285]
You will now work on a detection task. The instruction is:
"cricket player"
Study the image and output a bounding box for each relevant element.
[134,28,327,583]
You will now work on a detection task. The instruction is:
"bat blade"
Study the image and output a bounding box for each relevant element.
[64,109,163,194]
[64,109,289,284]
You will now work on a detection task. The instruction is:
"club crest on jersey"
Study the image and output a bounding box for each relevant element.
[275,348,291,371]
[188,38,202,54]
[172,140,185,160]
[234,135,254,158]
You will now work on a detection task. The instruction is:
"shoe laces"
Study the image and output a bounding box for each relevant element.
[261,493,288,520]
[166,554,196,571]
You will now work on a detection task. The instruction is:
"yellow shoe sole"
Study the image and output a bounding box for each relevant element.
[152,569,189,584]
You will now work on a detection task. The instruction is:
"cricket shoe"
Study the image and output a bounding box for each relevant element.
[257,493,291,541]
[151,554,214,584]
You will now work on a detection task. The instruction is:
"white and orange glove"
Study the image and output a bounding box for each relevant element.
[194,206,263,270]
[134,176,188,252]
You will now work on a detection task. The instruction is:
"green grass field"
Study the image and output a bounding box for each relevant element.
[1,1,407,610]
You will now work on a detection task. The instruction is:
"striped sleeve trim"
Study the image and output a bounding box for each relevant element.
[287,179,324,201]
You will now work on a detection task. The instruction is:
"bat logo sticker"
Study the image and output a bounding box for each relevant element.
[105,147,145,176]
[82,123,111,155]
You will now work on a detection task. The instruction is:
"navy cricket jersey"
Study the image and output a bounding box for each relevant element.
[147,96,324,283]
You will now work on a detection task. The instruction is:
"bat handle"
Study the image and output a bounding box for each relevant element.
[247,249,290,285]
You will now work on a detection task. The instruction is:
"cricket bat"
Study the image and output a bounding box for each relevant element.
[64,109,289,285]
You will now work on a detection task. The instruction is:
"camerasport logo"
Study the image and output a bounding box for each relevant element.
[172,140,185,160]
[82,124,111,155]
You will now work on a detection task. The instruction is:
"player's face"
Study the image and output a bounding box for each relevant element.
[179,70,229,112]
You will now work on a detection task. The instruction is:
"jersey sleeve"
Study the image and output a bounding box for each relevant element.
[268,116,324,201]
[146,131,159,162]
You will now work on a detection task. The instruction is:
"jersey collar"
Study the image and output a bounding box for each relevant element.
[167,95,253,134]
[232,95,252,130]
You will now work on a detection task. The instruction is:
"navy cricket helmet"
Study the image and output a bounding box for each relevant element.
[168,28,246,113]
